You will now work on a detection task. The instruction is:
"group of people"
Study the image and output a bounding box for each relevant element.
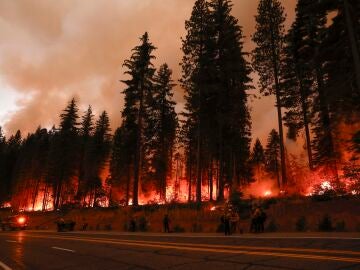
[126,206,267,235]
[220,205,267,235]
[250,207,267,233]
[128,214,171,233]
[221,212,240,236]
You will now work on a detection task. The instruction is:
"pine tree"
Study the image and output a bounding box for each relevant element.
[48,98,79,209]
[110,126,133,205]
[2,130,22,206]
[265,129,281,188]
[83,111,111,206]
[149,64,178,200]
[251,139,266,182]
[252,0,287,187]
[181,0,213,203]
[280,0,316,170]
[251,139,265,165]
[77,106,94,203]
[121,32,156,206]
[299,0,341,177]
[181,0,252,202]
[207,0,253,198]
[0,127,6,205]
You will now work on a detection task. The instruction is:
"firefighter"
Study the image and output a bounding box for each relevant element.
[250,207,261,233]
[163,214,170,233]
[56,218,65,232]
[258,208,267,233]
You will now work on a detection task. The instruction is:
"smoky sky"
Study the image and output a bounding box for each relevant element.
[0,0,296,144]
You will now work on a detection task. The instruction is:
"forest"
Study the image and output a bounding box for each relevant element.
[0,0,360,211]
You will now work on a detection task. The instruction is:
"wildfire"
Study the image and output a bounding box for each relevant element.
[263,190,272,197]
[320,181,332,190]
[1,202,11,208]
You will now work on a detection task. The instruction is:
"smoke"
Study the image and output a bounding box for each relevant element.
[0,0,295,138]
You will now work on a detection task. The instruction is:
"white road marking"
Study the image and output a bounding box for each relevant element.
[0,261,12,270]
[51,246,76,253]
[5,240,17,243]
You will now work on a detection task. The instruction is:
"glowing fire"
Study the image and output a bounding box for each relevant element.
[210,206,216,211]
[263,190,272,197]
[320,181,332,190]
[1,202,11,208]
[17,216,26,224]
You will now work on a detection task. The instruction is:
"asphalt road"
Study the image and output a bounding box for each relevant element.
[0,231,360,270]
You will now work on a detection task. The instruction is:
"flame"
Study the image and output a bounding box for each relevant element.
[1,202,11,208]
[17,216,26,224]
[263,190,272,197]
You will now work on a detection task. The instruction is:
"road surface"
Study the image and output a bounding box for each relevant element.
[0,231,359,269]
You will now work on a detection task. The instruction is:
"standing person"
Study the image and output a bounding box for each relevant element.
[250,207,261,233]
[254,207,262,233]
[259,208,267,233]
[129,217,136,232]
[250,208,256,233]
[163,214,170,233]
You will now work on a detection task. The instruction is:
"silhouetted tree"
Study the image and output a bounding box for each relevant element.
[281,0,315,170]
[121,32,156,206]
[149,64,178,200]
[265,129,281,188]
[83,111,111,206]
[251,138,266,183]
[77,105,94,204]
[252,0,287,187]
[47,98,79,209]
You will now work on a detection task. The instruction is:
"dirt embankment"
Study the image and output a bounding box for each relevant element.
[1,197,359,233]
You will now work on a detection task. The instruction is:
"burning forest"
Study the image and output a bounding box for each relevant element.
[1,0,360,212]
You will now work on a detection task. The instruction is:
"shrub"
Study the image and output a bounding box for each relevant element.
[191,223,203,232]
[173,224,185,233]
[104,224,112,231]
[216,223,225,233]
[335,221,346,232]
[295,216,307,232]
[266,219,278,232]
[318,214,333,232]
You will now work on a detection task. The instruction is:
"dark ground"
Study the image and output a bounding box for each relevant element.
[0,231,359,270]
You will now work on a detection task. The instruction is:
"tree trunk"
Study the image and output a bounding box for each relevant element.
[209,159,213,201]
[195,128,202,203]
[344,0,360,92]
[270,12,287,188]
[297,68,314,170]
[196,86,202,203]
[32,178,41,210]
[217,129,224,201]
[315,67,339,180]
[274,78,287,187]
[126,166,131,206]
[188,145,192,202]
[133,79,145,206]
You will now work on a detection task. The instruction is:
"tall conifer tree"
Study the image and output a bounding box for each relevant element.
[252,0,287,187]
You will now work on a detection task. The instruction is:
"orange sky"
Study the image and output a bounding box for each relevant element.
[0,0,296,144]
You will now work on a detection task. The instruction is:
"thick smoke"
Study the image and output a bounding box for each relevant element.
[0,0,295,144]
